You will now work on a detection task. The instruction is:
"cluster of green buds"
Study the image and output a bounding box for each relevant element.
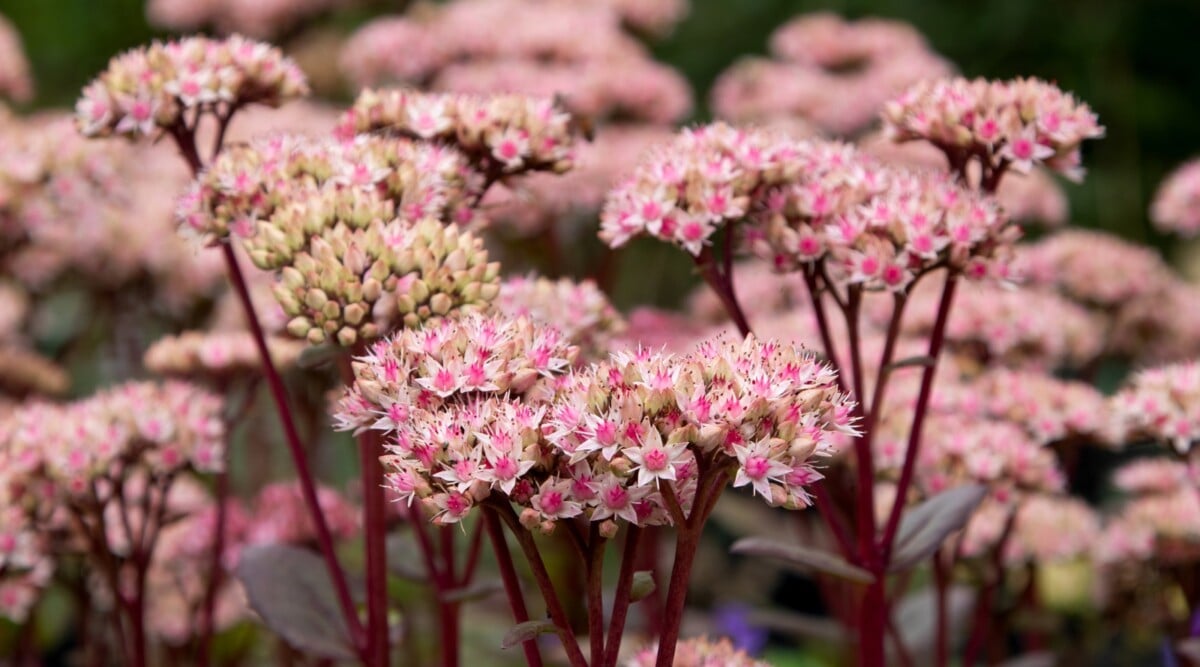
[245,188,499,347]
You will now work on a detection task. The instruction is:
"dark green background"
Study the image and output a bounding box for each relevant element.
[4,0,1197,251]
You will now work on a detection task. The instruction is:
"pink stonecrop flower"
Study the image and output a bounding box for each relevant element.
[335,89,580,180]
[711,13,952,135]
[75,35,308,141]
[0,15,33,103]
[1150,158,1200,237]
[1110,361,1200,454]
[603,124,1019,292]
[882,77,1104,182]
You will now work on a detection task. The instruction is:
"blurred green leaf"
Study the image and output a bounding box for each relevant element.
[889,484,987,572]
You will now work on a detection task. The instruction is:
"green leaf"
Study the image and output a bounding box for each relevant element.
[730,537,874,584]
[236,544,358,661]
[629,571,657,602]
[888,484,988,572]
[501,620,557,650]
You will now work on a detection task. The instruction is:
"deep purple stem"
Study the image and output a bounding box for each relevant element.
[880,274,959,559]
[482,506,543,667]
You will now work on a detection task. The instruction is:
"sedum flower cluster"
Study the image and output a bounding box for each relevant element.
[0,15,32,102]
[0,381,224,621]
[494,275,625,360]
[882,77,1105,181]
[144,330,303,378]
[0,381,225,496]
[244,188,499,346]
[340,0,692,123]
[176,133,481,242]
[542,337,854,521]
[76,35,308,140]
[602,123,1017,292]
[626,636,773,667]
[711,13,951,135]
[1099,460,1200,564]
[334,313,577,524]
[147,0,354,39]
[1151,157,1200,236]
[335,89,578,180]
[334,313,853,529]
[1109,361,1200,454]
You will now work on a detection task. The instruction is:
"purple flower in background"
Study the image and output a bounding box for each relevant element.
[713,603,768,655]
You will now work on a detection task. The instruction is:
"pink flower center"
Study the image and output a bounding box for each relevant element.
[643,447,669,472]
[744,456,771,480]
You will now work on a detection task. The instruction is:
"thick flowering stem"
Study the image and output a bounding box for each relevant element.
[655,468,730,667]
[604,526,643,667]
[801,267,847,393]
[197,466,229,667]
[586,525,607,665]
[695,237,752,338]
[482,506,544,667]
[932,551,950,667]
[493,501,589,667]
[359,428,391,667]
[880,273,959,558]
[227,243,365,654]
[169,125,366,657]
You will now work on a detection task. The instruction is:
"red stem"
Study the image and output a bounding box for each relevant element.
[493,502,589,667]
[482,507,544,667]
[801,267,847,393]
[879,274,959,559]
[604,526,643,667]
[812,480,856,561]
[933,551,950,667]
[227,244,365,652]
[197,467,230,667]
[586,524,607,666]
[359,429,391,667]
[170,124,365,656]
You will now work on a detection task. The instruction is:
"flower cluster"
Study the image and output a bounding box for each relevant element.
[1100,461,1200,564]
[244,188,499,346]
[147,0,354,38]
[340,0,692,122]
[747,145,1016,291]
[882,77,1105,181]
[0,505,51,622]
[966,369,1110,445]
[0,114,224,307]
[1004,495,1100,564]
[0,347,70,400]
[495,276,625,359]
[626,636,773,667]
[600,123,796,255]
[177,133,480,242]
[1016,230,1173,308]
[711,13,951,135]
[76,35,308,140]
[859,132,1069,226]
[483,124,676,236]
[1151,158,1200,236]
[542,336,854,523]
[1110,361,1200,454]
[334,313,577,521]
[0,15,32,102]
[143,330,303,378]
[879,414,1062,499]
[898,281,1103,370]
[0,381,225,497]
[336,89,578,180]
